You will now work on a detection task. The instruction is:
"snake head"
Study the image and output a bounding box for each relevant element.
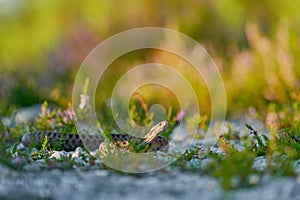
[143,120,168,143]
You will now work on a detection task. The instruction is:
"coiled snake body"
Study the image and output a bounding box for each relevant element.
[21,121,169,153]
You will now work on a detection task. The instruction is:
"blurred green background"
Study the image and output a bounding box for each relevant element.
[0,0,299,121]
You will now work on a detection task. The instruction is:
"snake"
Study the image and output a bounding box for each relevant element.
[21,121,169,154]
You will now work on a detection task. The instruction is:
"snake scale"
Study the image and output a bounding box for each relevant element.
[21,121,169,153]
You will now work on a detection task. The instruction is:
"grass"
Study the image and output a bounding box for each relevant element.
[1,99,299,191]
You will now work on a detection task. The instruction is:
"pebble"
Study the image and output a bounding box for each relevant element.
[49,151,69,160]
[294,159,300,174]
[72,147,84,159]
[249,174,260,185]
[252,156,267,171]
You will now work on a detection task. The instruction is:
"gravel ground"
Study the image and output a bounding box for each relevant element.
[0,164,299,200]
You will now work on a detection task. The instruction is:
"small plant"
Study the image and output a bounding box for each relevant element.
[129,92,152,126]
[213,148,258,190]
[31,135,50,160]
[33,101,76,133]
[170,147,201,171]
[182,146,199,161]
[0,122,8,154]
[41,135,49,152]
[245,123,268,156]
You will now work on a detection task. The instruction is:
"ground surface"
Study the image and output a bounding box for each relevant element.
[0,164,299,200]
[1,105,300,200]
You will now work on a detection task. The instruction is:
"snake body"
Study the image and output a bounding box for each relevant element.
[21,121,169,152]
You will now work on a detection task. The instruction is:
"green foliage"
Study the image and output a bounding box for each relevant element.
[129,140,149,153]
[169,147,199,171]
[181,147,199,162]
[31,135,50,161]
[102,128,113,142]
[33,101,76,133]
[0,123,8,156]
[268,154,295,176]
[98,103,116,130]
[51,134,65,151]
[128,97,151,126]
[213,148,258,190]
[245,124,268,156]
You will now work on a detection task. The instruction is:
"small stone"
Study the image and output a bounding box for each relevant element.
[94,159,102,165]
[94,170,109,177]
[294,159,300,174]
[231,177,240,188]
[72,147,83,159]
[21,132,32,147]
[11,156,25,166]
[297,175,300,183]
[249,174,260,185]
[252,156,267,171]
[89,150,99,157]
[49,151,68,160]
[16,143,26,150]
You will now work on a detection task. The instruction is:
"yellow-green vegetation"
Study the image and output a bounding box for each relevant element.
[0,0,299,191]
